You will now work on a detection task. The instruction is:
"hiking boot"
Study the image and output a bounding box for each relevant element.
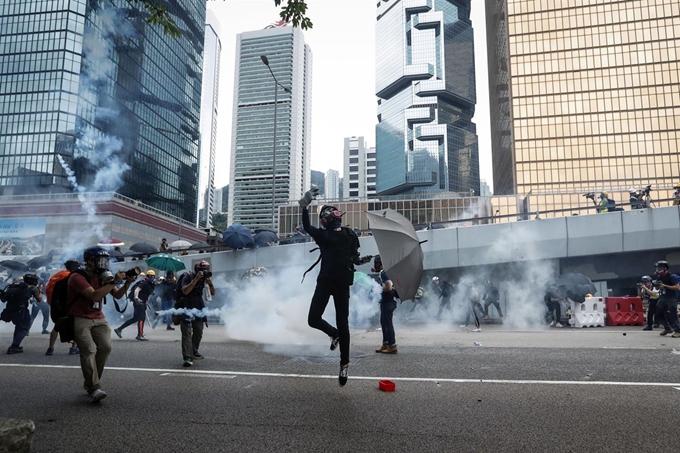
[89,389,107,404]
[166,326,175,331]
[642,326,653,331]
[183,358,194,367]
[382,345,398,354]
[192,352,204,360]
[660,330,672,336]
[135,335,149,341]
[7,345,23,355]
[375,344,388,353]
[45,347,54,356]
[114,328,122,339]
[69,347,80,355]
[330,335,339,351]
[339,364,349,386]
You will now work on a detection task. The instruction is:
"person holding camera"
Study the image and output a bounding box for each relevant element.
[68,246,136,403]
[638,276,660,330]
[29,273,50,335]
[177,260,215,368]
[152,270,177,330]
[1,273,42,354]
[652,260,680,337]
[114,270,157,341]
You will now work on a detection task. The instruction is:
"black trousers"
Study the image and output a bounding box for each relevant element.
[380,299,397,345]
[119,304,146,336]
[656,297,680,332]
[308,279,350,366]
[484,299,503,317]
[436,297,452,319]
[646,298,659,327]
[547,301,561,323]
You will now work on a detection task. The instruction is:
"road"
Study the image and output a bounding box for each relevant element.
[1,322,678,452]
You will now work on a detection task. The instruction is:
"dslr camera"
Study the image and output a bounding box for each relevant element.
[642,184,652,197]
[200,271,212,279]
[583,192,595,200]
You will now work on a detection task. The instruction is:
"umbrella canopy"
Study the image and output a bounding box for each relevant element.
[145,254,186,272]
[254,229,278,247]
[223,224,253,249]
[170,240,192,249]
[129,243,158,254]
[108,249,124,262]
[0,260,30,272]
[551,273,598,303]
[26,255,54,270]
[366,208,425,301]
[97,237,125,247]
[189,241,212,251]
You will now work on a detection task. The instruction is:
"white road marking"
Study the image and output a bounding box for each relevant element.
[159,372,236,379]
[675,387,680,391]
[2,363,680,388]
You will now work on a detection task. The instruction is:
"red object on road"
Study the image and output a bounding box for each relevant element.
[605,297,645,326]
[379,380,395,392]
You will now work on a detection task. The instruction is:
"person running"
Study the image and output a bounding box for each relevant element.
[432,276,454,320]
[114,270,157,341]
[373,255,398,354]
[299,187,371,386]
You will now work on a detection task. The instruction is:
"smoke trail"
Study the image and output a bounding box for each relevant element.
[56,155,84,193]
[156,308,222,320]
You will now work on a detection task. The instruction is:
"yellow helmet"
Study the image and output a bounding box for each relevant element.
[674,182,680,189]
[146,270,156,277]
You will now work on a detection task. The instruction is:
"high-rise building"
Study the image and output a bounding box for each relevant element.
[213,187,223,215]
[324,169,340,200]
[488,0,680,202]
[343,136,376,199]
[0,0,206,222]
[311,170,325,195]
[198,19,221,228]
[375,0,480,196]
[228,25,312,231]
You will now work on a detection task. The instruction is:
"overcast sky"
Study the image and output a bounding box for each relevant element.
[206,0,492,191]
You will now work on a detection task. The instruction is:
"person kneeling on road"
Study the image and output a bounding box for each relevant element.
[176,261,215,368]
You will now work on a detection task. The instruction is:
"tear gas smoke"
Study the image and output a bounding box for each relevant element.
[155,308,222,320]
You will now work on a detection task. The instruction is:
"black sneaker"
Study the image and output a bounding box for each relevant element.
[642,326,652,331]
[192,352,205,360]
[114,328,122,339]
[339,364,349,386]
[183,358,193,367]
[135,335,149,341]
[7,346,23,355]
[330,335,339,351]
[166,326,175,331]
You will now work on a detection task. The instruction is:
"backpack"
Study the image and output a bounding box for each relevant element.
[49,270,90,324]
[173,273,191,308]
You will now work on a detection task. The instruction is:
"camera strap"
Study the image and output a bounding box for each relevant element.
[113,294,128,313]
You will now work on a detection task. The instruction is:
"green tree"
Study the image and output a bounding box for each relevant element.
[212,212,229,233]
[274,0,313,30]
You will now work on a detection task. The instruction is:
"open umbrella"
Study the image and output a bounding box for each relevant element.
[145,254,186,272]
[189,241,212,251]
[27,255,54,270]
[254,228,278,247]
[108,248,124,262]
[0,260,30,272]
[223,224,253,249]
[170,240,192,250]
[552,273,597,303]
[129,243,158,254]
[366,208,426,301]
[97,237,125,247]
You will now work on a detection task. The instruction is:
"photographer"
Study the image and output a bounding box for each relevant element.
[629,188,645,210]
[114,270,156,341]
[177,260,215,368]
[29,273,50,335]
[1,273,42,354]
[638,276,660,330]
[673,182,680,206]
[67,246,136,403]
[652,260,680,338]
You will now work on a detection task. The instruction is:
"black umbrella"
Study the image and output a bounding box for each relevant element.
[108,249,124,262]
[223,224,253,249]
[0,260,30,272]
[552,273,597,303]
[253,229,278,247]
[26,255,53,270]
[129,243,158,254]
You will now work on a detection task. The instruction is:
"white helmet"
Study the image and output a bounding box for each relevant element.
[628,187,636,194]
[432,276,439,282]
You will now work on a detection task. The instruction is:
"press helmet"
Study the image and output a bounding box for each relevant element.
[83,246,110,271]
[194,260,210,273]
[655,260,669,276]
[319,205,344,229]
[628,187,637,194]
[23,273,38,286]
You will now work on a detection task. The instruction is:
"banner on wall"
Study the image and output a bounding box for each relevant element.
[0,218,46,256]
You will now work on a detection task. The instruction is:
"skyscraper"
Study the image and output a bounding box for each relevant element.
[488,0,680,201]
[375,0,480,196]
[228,25,312,231]
[198,19,221,228]
[0,0,206,222]
[324,169,340,200]
[343,136,376,199]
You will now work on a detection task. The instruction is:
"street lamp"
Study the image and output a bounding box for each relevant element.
[261,55,291,230]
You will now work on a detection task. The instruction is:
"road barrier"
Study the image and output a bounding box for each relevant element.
[605,296,645,326]
[569,297,606,328]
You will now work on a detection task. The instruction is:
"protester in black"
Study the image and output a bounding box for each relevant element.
[482,279,504,320]
[299,187,371,386]
[29,273,50,334]
[114,270,157,341]
[653,261,680,337]
[432,276,453,320]
[544,290,563,328]
[1,273,42,354]
[373,255,398,354]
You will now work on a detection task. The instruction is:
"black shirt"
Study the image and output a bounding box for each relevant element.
[658,273,679,299]
[179,273,206,310]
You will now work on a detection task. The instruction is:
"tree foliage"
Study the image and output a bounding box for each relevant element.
[212,213,229,233]
[126,0,180,37]
[275,0,313,30]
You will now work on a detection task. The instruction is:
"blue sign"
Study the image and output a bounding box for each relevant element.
[0,218,46,255]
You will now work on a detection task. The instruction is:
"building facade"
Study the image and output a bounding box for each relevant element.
[375,0,480,197]
[228,26,312,231]
[343,136,376,200]
[489,0,680,208]
[198,21,221,228]
[324,168,340,200]
[0,0,206,222]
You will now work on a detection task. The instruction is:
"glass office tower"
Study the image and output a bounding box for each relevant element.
[0,0,205,222]
[228,26,312,231]
[490,0,680,201]
[375,0,480,196]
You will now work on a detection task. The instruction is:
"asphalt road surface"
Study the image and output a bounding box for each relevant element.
[1,323,679,452]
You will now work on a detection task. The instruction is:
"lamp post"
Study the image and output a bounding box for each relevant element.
[261,55,291,230]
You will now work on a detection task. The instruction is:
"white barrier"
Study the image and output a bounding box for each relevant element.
[569,297,606,328]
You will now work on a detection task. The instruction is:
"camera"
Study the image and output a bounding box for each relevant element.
[583,192,595,200]
[201,271,212,279]
[642,185,652,196]
[125,267,142,279]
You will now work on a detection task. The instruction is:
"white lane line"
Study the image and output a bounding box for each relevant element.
[675,388,680,391]
[159,372,236,379]
[602,347,659,349]
[2,363,680,388]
